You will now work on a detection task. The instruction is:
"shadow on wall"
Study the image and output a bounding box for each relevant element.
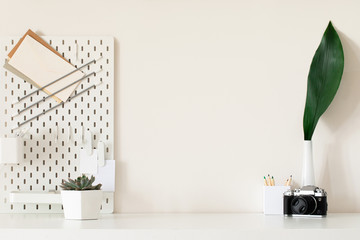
[114,37,121,212]
[319,31,360,212]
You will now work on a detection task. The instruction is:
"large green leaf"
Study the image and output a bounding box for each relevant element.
[303,21,344,140]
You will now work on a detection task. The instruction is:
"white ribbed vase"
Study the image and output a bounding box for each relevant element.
[302,140,315,186]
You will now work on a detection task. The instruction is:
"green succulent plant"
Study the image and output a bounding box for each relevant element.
[60,174,102,191]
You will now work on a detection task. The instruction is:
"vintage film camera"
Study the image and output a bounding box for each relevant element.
[283,185,327,216]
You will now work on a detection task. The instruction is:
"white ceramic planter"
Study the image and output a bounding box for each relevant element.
[61,190,102,220]
[302,140,315,186]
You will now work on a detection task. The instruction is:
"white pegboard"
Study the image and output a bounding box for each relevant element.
[0,36,114,213]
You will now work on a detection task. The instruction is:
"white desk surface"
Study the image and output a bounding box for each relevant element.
[0,213,358,239]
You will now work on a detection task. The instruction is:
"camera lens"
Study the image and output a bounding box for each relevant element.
[290,196,317,215]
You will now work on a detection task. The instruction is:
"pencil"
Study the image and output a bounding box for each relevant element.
[264,176,269,186]
[285,179,288,186]
[288,175,292,186]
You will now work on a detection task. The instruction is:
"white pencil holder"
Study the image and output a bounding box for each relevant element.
[0,137,24,164]
[263,186,290,215]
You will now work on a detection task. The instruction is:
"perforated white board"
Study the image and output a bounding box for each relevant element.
[0,36,114,213]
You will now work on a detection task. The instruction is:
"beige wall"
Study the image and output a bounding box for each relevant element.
[1,0,360,213]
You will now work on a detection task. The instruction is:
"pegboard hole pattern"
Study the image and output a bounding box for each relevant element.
[0,36,114,213]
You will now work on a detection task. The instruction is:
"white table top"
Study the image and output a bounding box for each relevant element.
[0,213,358,239]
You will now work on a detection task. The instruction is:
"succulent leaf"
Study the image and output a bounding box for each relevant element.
[60,174,102,191]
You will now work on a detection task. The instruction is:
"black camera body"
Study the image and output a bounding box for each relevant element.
[284,185,327,216]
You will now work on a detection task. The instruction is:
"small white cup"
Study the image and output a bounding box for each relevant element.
[263,186,291,215]
[0,137,24,164]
